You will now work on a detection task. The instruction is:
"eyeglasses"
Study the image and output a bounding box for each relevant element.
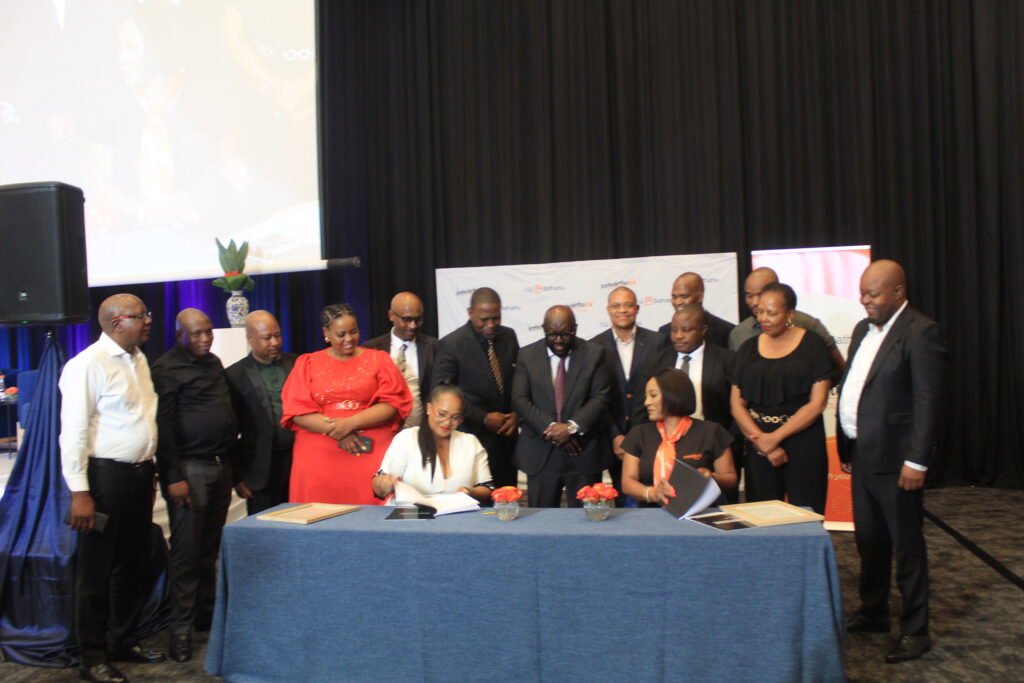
[113,312,152,321]
[544,330,576,341]
[390,311,423,325]
[432,411,463,426]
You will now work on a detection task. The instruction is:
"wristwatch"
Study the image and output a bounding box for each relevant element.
[566,421,580,435]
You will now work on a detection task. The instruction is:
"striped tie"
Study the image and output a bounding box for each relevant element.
[487,339,504,394]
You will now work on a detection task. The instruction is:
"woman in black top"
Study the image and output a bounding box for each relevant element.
[730,283,831,513]
[621,369,737,507]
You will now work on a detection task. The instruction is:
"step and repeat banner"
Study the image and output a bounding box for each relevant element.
[752,245,872,531]
[436,253,739,344]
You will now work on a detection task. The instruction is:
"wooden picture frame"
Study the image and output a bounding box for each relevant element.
[257,503,360,525]
[718,500,824,527]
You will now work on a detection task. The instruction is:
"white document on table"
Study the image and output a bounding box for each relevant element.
[393,480,480,515]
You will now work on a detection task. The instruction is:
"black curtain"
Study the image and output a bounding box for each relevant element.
[317,0,1024,488]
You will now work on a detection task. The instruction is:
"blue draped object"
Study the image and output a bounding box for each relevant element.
[0,334,171,667]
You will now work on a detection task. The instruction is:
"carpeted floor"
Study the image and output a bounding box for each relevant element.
[2,485,1022,682]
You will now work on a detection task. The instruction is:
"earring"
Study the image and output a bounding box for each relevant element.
[324,337,330,343]
[786,320,794,328]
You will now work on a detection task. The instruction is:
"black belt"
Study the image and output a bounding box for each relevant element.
[89,457,154,472]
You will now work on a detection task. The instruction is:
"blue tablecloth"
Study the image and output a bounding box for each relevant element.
[205,507,845,682]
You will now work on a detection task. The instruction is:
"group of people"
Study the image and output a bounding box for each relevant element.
[59,257,944,681]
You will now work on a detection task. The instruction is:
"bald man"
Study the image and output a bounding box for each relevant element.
[729,267,846,382]
[657,272,735,348]
[364,292,438,427]
[838,260,946,663]
[512,306,611,507]
[60,295,166,682]
[225,311,297,515]
[151,308,237,662]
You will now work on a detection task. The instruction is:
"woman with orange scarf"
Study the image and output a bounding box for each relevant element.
[621,369,737,506]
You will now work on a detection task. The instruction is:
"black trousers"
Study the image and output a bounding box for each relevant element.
[245,449,292,516]
[477,430,519,489]
[75,458,156,667]
[526,449,602,508]
[852,462,929,636]
[165,458,231,636]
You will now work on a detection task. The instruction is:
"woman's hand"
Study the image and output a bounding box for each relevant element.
[338,434,364,455]
[749,431,782,456]
[325,417,355,441]
[766,447,788,467]
[651,479,676,505]
[372,473,399,499]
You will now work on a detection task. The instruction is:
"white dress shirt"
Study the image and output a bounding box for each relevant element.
[675,342,705,419]
[379,427,492,499]
[838,301,924,471]
[612,326,637,380]
[59,333,159,492]
[389,330,420,380]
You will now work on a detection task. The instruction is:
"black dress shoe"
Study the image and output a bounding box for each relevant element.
[846,612,890,633]
[79,662,129,683]
[169,634,192,663]
[885,634,931,663]
[110,644,166,663]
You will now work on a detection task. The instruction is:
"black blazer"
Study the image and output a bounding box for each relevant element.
[511,338,611,476]
[637,342,736,433]
[363,331,438,406]
[432,322,519,435]
[836,306,946,474]
[658,311,735,351]
[224,352,297,490]
[589,326,665,437]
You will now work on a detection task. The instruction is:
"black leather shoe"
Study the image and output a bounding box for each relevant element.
[169,634,192,663]
[885,634,932,663]
[110,644,166,663]
[79,662,128,683]
[846,612,890,633]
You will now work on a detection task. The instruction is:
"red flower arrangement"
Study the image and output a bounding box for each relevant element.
[492,486,524,504]
[576,482,618,503]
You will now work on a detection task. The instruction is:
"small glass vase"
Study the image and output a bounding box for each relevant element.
[226,290,249,328]
[583,500,612,521]
[495,501,520,521]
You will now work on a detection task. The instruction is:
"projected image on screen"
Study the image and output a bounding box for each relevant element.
[0,0,321,286]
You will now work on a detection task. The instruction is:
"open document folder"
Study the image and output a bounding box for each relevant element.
[662,460,721,519]
[393,480,480,515]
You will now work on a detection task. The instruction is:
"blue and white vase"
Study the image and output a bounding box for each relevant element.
[226,291,249,327]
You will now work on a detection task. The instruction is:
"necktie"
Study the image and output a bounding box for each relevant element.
[680,354,691,376]
[487,340,504,394]
[396,344,407,374]
[554,356,566,423]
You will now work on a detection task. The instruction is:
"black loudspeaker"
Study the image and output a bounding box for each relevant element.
[0,182,89,325]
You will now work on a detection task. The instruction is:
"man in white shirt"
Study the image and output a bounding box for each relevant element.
[60,294,166,683]
[837,260,946,664]
[363,292,438,427]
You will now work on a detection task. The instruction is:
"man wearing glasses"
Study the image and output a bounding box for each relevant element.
[60,295,166,683]
[512,306,611,508]
[590,286,664,503]
[364,292,437,427]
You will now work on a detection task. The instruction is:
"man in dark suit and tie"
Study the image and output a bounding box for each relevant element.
[837,260,946,663]
[513,306,611,508]
[225,311,297,516]
[363,292,438,427]
[589,286,663,500]
[658,272,735,349]
[639,304,737,500]
[433,287,520,488]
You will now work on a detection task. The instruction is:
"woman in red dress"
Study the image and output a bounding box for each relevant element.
[282,304,412,505]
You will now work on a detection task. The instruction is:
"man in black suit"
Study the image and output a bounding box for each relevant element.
[433,287,520,488]
[837,260,946,663]
[639,304,737,500]
[513,306,611,508]
[658,272,734,349]
[363,292,437,427]
[225,311,296,516]
[589,286,663,500]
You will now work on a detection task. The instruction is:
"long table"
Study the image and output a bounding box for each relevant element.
[205,507,845,682]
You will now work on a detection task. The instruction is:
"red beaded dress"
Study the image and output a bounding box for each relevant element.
[282,348,411,505]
